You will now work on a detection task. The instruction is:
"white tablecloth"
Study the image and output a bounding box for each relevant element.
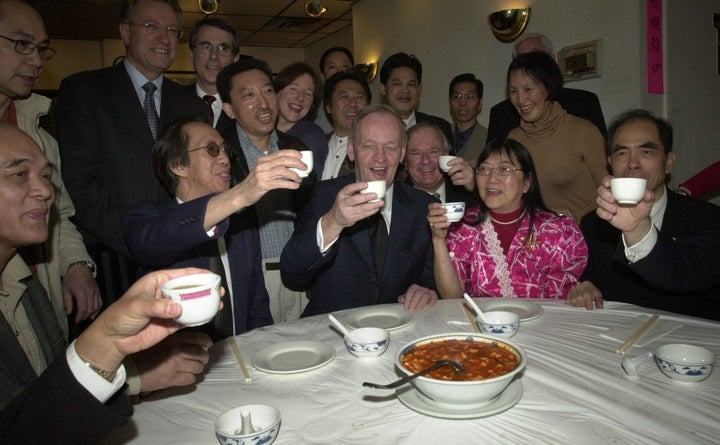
[103,300,720,444]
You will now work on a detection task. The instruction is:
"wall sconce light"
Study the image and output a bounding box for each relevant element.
[487,8,531,43]
[198,0,219,15]
[355,62,378,83]
[305,0,328,18]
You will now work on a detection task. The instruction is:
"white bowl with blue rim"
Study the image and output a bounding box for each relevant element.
[476,311,520,338]
[214,404,280,445]
[344,327,389,357]
[654,343,715,383]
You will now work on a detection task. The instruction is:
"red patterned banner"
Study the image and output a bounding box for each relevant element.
[647,0,663,93]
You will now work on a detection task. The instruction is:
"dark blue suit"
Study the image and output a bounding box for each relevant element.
[281,175,436,316]
[581,190,720,320]
[122,195,273,333]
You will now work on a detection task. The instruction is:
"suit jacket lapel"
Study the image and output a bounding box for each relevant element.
[109,64,155,145]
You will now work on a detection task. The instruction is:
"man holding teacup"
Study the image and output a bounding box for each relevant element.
[281,105,439,316]
[567,109,720,320]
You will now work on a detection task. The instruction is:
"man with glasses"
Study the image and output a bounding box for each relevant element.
[187,18,239,133]
[56,0,205,305]
[0,0,100,339]
[122,116,308,335]
[448,73,487,163]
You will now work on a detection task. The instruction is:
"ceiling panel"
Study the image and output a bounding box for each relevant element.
[35,0,357,48]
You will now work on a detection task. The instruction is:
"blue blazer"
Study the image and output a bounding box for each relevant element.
[281,175,436,316]
[122,195,273,333]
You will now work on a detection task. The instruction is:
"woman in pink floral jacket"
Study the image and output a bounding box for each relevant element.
[428,138,588,299]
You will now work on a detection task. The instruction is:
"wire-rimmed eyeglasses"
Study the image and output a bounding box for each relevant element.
[188,141,232,158]
[0,34,56,60]
[126,21,183,40]
[193,41,234,57]
[475,166,523,176]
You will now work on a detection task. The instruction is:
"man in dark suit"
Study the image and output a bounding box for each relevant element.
[0,122,208,442]
[486,33,606,143]
[566,110,720,320]
[56,0,206,304]
[186,17,239,134]
[379,52,453,144]
[281,105,438,316]
[404,121,476,204]
[122,117,306,336]
[217,57,314,323]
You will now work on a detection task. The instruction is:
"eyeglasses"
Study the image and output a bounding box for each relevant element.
[126,21,183,40]
[475,166,523,176]
[188,141,231,158]
[193,41,234,57]
[0,34,56,60]
[450,92,478,101]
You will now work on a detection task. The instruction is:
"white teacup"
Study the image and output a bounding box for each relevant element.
[439,155,457,172]
[441,201,466,222]
[610,177,647,204]
[360,180,387,202]
[290,150,313,178]
[161,273,221,326]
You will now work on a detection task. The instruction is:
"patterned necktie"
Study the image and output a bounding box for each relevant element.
[203,95,216,126]
[206,241,234,340]
[142,81,159,139]
[370,213,388,277]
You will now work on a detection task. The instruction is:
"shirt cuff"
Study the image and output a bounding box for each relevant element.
[317,216,339,254]
[67,340,126,403]
[622,225,658,263]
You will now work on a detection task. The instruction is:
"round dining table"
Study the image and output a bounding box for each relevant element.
[102,299,720,444]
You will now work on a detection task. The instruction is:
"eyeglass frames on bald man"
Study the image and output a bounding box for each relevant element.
[188,141,232,158]
[475,166,523,176]
[126,21,183,40]
[0,34,56,60]
[193,41,234,57]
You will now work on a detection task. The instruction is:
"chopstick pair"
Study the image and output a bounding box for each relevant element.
[229,337,252,382]
[616,315,659,355]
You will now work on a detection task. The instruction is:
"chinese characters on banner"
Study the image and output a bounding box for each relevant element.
[647,0,663,93]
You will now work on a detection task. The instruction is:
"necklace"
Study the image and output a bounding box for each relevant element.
[489,208,527,225]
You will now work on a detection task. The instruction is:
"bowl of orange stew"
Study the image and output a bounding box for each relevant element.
[396,333,526,406]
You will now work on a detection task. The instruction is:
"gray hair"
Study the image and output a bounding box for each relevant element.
[512,32,554,57]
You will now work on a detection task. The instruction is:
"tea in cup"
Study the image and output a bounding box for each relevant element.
[161,273,221,326]
[610,177,647,204]
[290,150,313,178]
[439,155,457,172]
[360,180,387,203]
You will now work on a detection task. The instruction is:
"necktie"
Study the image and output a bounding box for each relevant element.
[203,95,216,126]
[370,213,388,277]
[142,82,160,139]
[206,241,234,340]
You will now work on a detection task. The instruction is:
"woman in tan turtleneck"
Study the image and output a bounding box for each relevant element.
[506,52,607,223]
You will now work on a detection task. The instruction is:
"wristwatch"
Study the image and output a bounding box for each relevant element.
[68,260,97,274]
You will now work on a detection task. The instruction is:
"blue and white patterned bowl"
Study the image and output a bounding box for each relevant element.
[214,404,281,445]
[344,327,389,357]
[476,311,520,338]
[655,344,715,383]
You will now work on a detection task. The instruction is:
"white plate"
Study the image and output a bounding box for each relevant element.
[252,341,335,374]
[477,299,543,321]
[344,306,414,331]
[397,380,523,419]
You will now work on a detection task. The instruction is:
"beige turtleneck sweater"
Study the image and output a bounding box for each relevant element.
[509,101,607,222]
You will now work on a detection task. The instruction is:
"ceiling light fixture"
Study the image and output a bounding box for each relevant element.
[305,0,327,18]
[198,0,220,15]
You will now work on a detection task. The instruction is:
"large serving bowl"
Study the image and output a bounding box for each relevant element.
[395,333,526,406]
[655,344,715,383]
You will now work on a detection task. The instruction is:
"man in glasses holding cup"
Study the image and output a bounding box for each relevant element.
[123,116,308,337]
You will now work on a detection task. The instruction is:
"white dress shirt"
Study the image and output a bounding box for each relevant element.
[322,133,348,180]
[622,186,668,263]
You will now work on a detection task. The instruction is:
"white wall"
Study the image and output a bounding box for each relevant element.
[353,0,643,127]
[666,0,720,197]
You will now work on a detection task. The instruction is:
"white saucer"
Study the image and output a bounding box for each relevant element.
[252,341,335,374]
[477,299,543,321]
[397,380,523,419]
[344,305,414,330]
